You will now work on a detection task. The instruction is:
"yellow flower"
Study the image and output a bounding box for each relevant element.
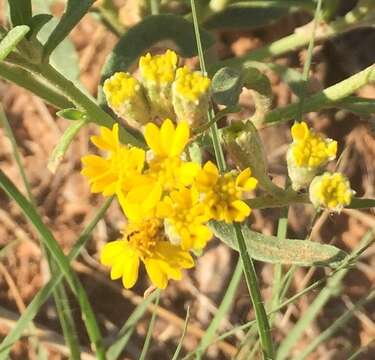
[157,187,213,251]
[287,121,337,190]
[139,50,178,119]
[289,121,337,168]
[309,172,354,212]
[195,161,258,223]
[172,66,210,127]
[100,218,194,289]
[144,118,200,190]
[103,72,150,128]
[81,124,145,196]
[139,50,178,84]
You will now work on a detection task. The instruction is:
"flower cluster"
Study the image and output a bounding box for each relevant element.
[103,50,211,129]
[287,121,354,212]
[82,119,257,289]
[287,121,337,191]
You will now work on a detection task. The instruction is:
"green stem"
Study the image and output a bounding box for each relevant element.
[264,63,375,125]
[210,0,374,73]
[191,1,274,357]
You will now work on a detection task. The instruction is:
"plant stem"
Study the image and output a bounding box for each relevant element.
[264,63,375,125]
[191,0,274,357]
[210,0,374,73]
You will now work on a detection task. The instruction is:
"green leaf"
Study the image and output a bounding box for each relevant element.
[57,108,86,121]
[335,96,375,116]
[0,25,30,61]
[38,18,81,81]
[203,6,289,30]
[30,14,53,36]
[211,67,243,107]
[211,221,347,268]
[106,290,159,360]
[8,0,32,26]
[99,14,214,105]
[349,197,375,209]
[43,0,94,58]
[0,62,74,109]
[48,119,87,173]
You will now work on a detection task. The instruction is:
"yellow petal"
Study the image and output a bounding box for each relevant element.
[110,259,124,280]
[160,119,175,156]
[231,200,251,222]
[179,162,200,186]
[291,121,309,141]
[236,168,251,187]
[100,240,126,266]
[144,258,168,289]
[122,254,140,288]
[170,121,189,157]
[144,122,163,156]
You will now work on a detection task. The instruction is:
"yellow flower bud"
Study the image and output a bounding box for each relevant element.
[103,72,151,129]
[172,66,211,127]
[309,172,354,212]
[139,50,178,119]
[287,121,337,190]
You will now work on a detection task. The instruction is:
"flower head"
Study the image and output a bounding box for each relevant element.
[139,50,178,84]
[103,72,150,128]
[172,66,210,127]
[144,119,200,190]
[309,172,354,212]
[139,50,178,119]
[157,187,213,250]
[100,218,194,289]
[81,124,145,196]
[289,121,337,168]
[196,162,258,223]
[287,121,337,190]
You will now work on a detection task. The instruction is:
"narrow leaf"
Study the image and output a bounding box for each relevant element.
[211,221,347,268]
[43,0,94,58]
[48,119,87,173]
[349,197,375,209]
[0,25,30,61]
[335,96,375,116]
[8,0,32,26]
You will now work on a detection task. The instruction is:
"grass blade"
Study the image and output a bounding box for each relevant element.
[0,198,112,359]
[276,229,375,360]
[0,172,108,359]
[139,290,161,360]
[8,0,32,26]
[171,307,190,360]
[196,259,242,359]
[106,290,159,360]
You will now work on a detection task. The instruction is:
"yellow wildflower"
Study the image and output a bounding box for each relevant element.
[144,119,200,190]
[139,50,178,119]
[172,66,210,126]
[81,124,145,196]
[289,121,337,168]
[195,161,258,223]
[157,187,213,251]
[100,218,194,289]
[309,172,354,212]
[287,121,337,190]
[103,72,150,128]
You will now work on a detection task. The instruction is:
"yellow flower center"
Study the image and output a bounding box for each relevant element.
[103,72,138,109]
[139,50,178,84]
[312,173,353,210]
[124,218,165,258]
[174,66,211,102]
